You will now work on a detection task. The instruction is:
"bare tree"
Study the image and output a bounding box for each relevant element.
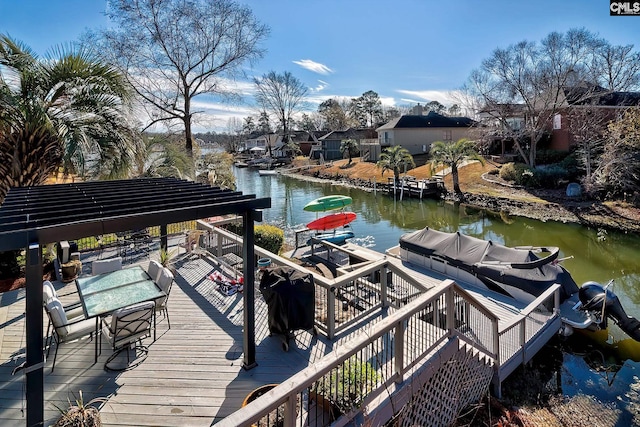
[88,0,269,158]
[590,43,640,91]
[254,71,308,142]
[466,28,640,167]
[224,117,244,153]
[593,108,640,198]
[567,105,607,186]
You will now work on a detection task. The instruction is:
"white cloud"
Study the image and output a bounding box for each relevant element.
[396,89,461,106]
[293,59,333,75]
[310,79,329,93]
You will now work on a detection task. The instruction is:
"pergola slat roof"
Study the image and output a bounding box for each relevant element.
[0,177,270,427]
[0,177,270,251]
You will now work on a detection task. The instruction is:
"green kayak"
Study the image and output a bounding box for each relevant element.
[303,195,353,212]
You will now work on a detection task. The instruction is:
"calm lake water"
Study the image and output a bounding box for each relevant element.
[235,167,640,421]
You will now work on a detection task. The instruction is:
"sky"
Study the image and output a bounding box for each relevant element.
[1,0,640,132]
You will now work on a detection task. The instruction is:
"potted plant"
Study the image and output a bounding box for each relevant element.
[60,259,82,282]
[309,357,380,421]
[159,248,178,272]
[243,384,299,427]
[53,391,105,427]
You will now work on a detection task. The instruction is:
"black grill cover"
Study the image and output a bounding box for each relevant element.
[259,267,315,336]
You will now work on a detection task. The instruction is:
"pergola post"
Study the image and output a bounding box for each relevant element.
[242,210,257,370]
[160,224,168,253]
[25,240,44,427]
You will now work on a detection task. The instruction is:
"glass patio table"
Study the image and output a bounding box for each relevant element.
[76,265,165,363]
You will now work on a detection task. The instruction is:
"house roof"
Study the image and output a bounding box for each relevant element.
[564,86,640,107]
[318,128,377,140]
[376,112,475,131]
[0,177,271,251]
[289,130,325,142]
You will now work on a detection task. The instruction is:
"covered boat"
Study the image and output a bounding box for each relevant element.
[399,227,577,304]
[395,227,640,341]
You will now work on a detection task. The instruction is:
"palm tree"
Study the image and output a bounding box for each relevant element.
[430,138,484,194]
[340,138,359,165]
[377,145,415,181]
[0,35,141,201]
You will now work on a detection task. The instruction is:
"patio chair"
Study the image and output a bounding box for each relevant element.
[181,229,209,261]
[44,299,96,373]
[91,256,123,275]
[101,301,155,371]
[43,281,85,346]
[154,267,174,338]
[147,260,163,282]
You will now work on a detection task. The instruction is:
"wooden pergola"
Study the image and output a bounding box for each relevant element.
[0,177,270,427]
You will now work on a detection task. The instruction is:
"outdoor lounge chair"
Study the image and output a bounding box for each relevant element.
[91,256,123,275]
[154,268,174,338]
[44,299,95,373]
[101,301,155,371]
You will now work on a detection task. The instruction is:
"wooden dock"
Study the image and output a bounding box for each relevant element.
[385,176,444,199]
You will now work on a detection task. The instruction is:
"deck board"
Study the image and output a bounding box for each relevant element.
[0,254,333,426]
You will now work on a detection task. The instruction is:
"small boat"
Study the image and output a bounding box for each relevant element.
[303,195,352,212]
[307,230,355,245]
[389,227,640,341]
[258,169,277,176]
[234,162,248,168]
[306,212,357,231]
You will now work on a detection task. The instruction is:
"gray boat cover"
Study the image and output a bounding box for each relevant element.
[399,227,579,302]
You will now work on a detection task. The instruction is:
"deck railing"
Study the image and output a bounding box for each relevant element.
[202,223,561,404]
[216,279,497,427]
[494,284,561,392]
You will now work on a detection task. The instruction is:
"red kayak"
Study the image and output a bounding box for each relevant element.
[307,212,356,231]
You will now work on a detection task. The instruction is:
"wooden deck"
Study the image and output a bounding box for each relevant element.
[0,238,561,426]
[0,253,358,427]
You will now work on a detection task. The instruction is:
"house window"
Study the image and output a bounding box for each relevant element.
[553,114,562,130]
[443,130,452,141]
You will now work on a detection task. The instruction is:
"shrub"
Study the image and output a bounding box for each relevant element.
[221,223,285,255]
[534,164,569,188]
[536,149,568,165]
[499,163,517,181]
[255,224,284,255]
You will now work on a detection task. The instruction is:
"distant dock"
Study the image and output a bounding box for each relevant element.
[385,176,445,199]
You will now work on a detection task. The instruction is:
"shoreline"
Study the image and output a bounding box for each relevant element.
[281,170,640,235]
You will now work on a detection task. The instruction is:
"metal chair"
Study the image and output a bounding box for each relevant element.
[154,268,174,338]
[43,281,85,348]
[101,301,155,371]
[44,299,95,373]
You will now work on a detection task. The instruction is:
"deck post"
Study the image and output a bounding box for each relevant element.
[242,210,258,370]
[380,263,389,308]
[394,319,405,383]
[25,240,44,427]
[446,285,456,333]
[160,224,168,253]
[327,287,336,340]
[284,394,296,427]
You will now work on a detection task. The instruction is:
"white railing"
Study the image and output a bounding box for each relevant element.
[216,279,498,427]
[200,224,561,415]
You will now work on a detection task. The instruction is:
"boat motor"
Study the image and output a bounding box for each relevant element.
[579,281,640,342]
